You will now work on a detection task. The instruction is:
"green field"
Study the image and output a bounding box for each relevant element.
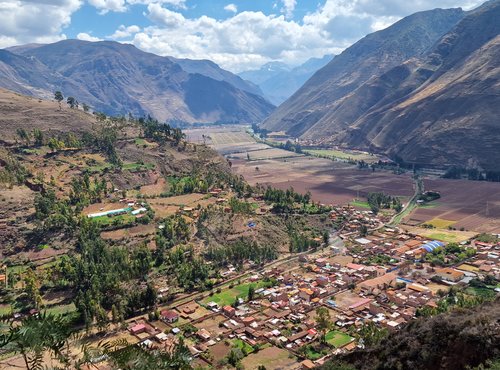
[91,213,136,227]
[304,149,378,163]
[426,232,459,243]
[202,281,271,307]
[350,199,370,209]
[325,331,353,348]
[466,287,496,299]
[45,303,77,316]
[122,162,156,171]
[424,218,456,229]
[233,339,255,356]
[304,345,325,360]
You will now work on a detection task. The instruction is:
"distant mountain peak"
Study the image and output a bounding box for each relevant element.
[238,55,333,105]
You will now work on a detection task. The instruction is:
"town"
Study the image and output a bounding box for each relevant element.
[75,204,499,370]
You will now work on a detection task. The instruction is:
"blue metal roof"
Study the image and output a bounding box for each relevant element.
[422,240,444,252]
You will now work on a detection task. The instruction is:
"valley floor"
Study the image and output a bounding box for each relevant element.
[185,125,500,234]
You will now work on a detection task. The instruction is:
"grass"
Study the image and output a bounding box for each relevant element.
[304,345,325,360]
[122,162,155,172]
[426,232,458,243]
[233,339,255,356]
[418,202,440,209]
[304,149,377,163]
[85,163,112,174]
[0,304,12,316]
[44,302,77,316]
[202,281,272,307]
[91,213,136,227]
[350,199,370,209]
[466,287,496,299]
[325,331,353,348]
[424,218,456,229]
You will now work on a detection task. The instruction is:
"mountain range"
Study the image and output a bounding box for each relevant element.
[0,40,275,124]
[261,1,500,170]
[239,55,333,105]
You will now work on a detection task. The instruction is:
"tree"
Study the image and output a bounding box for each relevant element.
[23,268,42,310]
[356,321,388,347]
[66,96,78,109]
[0,313,72,370]
[32,128,44,146]
[48,137,65,152]
[315,307,333,344]
[360,224,368,237]
[16,128,31,145]
[54,91,64,110]
[248,285,255,301]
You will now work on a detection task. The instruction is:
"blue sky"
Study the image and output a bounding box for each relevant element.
[66,1,322,40]
[0,0,485,72]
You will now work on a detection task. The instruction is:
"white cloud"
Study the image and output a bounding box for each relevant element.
[224,3,237,13]
[280,0,296,19]
[77,32,101,41]
[0,0,81,47]
[147,3,185,27]
[127,0,187,8]
[125,0,485,72]
[134,6,341,72]
[87,0,187,13]
[108,24,141,38]
[87,0,126,14]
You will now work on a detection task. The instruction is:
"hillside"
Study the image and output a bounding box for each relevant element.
[261,7,465,136]
[338,1,500,170]
[0,40,275,124]
[261,2,500,171]
[323,298,500,370]
[0,88,95,143]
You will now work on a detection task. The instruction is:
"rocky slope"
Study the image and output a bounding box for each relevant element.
[261,7,466,136]
[0,40,274,124]
[339,1,500,170]
[261,2,500,170]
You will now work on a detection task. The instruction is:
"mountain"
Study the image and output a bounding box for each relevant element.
[0,40,274,124]
[261,7,466,135]
[239,61,292,86]
[261,2,500,170]
[166,56,264,97]
[337,1,500,170]
[239,56,333,105]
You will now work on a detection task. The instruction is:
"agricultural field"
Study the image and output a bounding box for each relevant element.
[304,148,380,163]
[325,330,354,348]
[201,281,271,307]
[185,126,415,206]
[404,178,500,233]
[100,224,157,240]
[186,126,500,234]
[147,193,215,218]
[184,126,253,146]
[240,346,298,370]
[230,147,302,161]
[232,156,414,205]
[401,226,477,243]
[138,177,169,197]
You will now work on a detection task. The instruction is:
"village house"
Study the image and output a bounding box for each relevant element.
[160,309,179,323]
[434,267,465,282]
[223,305,236,318]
